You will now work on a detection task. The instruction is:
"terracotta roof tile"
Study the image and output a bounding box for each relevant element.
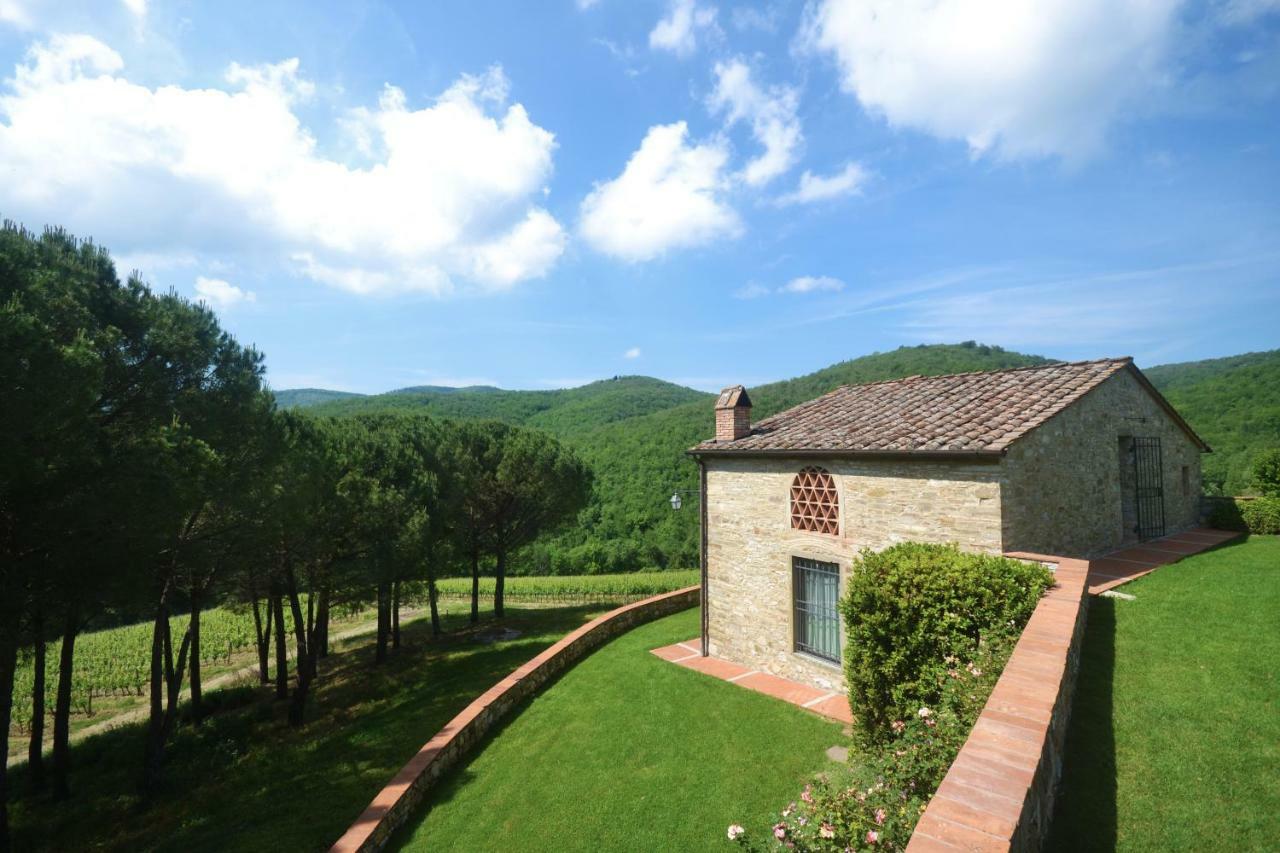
[691,358,1137,455]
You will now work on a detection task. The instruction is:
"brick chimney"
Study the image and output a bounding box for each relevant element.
[715,385,752,442]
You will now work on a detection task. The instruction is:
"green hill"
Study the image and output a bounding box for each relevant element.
[1145,349,1280,494]
[276,342,1280,572]
[272,388,365,409]
[305,375,710,433]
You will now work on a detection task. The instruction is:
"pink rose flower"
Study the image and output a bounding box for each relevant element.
[819,822,835,839]
[918,707,932,719]
[801,786,814,804]
[773,822,788,840]
[866,830,879,844]
[874,808,886,826]
[727,824,745,841]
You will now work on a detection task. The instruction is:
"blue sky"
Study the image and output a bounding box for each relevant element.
[1,0,1277,393]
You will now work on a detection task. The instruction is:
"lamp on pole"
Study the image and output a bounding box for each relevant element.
[668,488,697,511]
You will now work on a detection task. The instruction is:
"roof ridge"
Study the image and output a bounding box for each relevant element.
[830,356,1132,393]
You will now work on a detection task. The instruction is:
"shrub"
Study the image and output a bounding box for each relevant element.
[732,544,1052,852]
[733,638,1014,852]
[839,543,1054,741]
[1209,497,1280,535]
[1253,449,1280,497]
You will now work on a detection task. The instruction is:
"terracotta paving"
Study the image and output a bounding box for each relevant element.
[650,639,853,724]
[1086,526,1240,595]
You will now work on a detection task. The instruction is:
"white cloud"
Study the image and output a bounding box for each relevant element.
[0,36,565,296]
[650,0,719,57]
[804,0,1184,160]
[780,275,844,294]
[776,162,867,205]
[708,58,801,186]
[194,276,256,311]
[0,0,31,29]
[579,121,741,261]
[734,282,771,299]
[121,0,147,18]
[624,346,641,359]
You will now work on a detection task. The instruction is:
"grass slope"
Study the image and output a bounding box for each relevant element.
[1145,349,1280,494]
[1049,536,1280,851]
[7,604,611,852]
[391,608,842,852]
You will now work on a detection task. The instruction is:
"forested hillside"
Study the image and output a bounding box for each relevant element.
[1145,349,1280,494]
[272,388,365,408]
[294,343,1049,573]
[283,343,1280,571]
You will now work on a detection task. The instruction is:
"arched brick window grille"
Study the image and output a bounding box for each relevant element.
[790,466,839,535]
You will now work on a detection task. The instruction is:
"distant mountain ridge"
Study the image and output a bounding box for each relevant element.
[274,343,1279,572]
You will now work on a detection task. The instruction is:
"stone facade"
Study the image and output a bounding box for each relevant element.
[704,456,1004,690]
[1000,370,1203,557]
[703,369,1204,690]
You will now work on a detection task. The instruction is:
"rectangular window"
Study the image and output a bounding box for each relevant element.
[793,557,841,663]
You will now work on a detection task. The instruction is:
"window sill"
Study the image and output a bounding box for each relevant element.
[795,650,842,670]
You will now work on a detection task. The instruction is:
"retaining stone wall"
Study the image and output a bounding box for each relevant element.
[329,586,699,853]
[906,554,1090,852]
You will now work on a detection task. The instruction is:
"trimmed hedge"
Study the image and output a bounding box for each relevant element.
[1209,497,1280,535]
[839,542,1054,742]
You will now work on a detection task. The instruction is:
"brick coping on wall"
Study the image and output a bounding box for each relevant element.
[328,585,699,853]
[906,553,1090,853]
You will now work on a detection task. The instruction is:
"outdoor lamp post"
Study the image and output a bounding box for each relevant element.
[668,488,697,511]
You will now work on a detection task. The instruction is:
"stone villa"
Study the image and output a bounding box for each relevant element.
[687,358,1209,690]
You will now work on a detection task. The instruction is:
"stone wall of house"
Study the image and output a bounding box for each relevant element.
[1000,369,1203,557]
[704,457,1004,690]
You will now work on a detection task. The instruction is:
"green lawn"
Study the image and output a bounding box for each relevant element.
[391,608,843,852]
[1049,535,1280,851]
[7,603,612,852]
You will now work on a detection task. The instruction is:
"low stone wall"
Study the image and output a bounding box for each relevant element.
[907,554,1090,852]
[329,586,699,853]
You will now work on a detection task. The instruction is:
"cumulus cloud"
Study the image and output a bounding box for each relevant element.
[121,0,147,18]
[804,0,1184,160]
[708,58,801,186]
[624,346,641,359]
[780,275,844,294]
[0,0,31,28]
[650,0,719,57]
[776,162,867,205]
[0,35,565,296]
[579,121,741,261]
[194,276,256,311]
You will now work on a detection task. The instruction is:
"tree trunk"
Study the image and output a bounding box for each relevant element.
[284,570,311,727]
[0,631,17,852]
[26,611,45,791]
[140,597,165,794]
[469,546,480,625]
[494,548,506,619]
[141,611,192,794]
[427,576,441,639]
[317,588,330,658]
[392,581,401,650]
[272,591,288,700]
[50,608,77,801]
[252,597,271,685]
[375,581,390,664]
[188,592,202,723]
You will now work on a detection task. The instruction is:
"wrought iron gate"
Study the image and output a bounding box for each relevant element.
[1133,436,1165,540]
